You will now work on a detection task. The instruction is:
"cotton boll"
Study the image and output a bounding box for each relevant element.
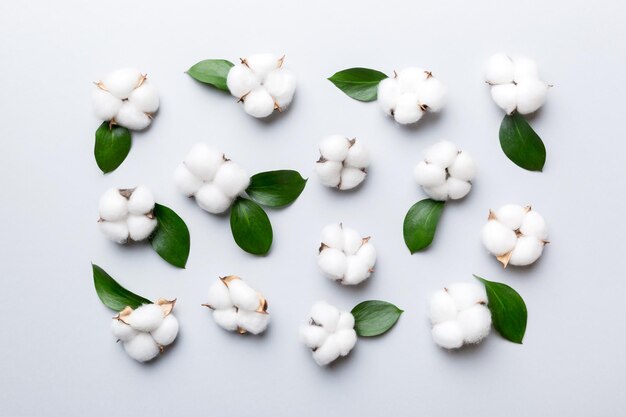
[428,289,458,325]
[127,304,164,332]
[424,140,459,168]
[397,67,427,93]
[315,161,342,187]
[495,204,526,230]
[418,77,446,112]
[339,168,366,190]
[447,152,476,181]
[128,81,159,114]
[319,135,350,162]
[99,188,128,221]
[213,161,250,198]
[446,177,472,200]
[111,319,137,342]
[414,162,446,187]
[355,242,376,269]
[244,87,275,118]
[195,183,232,214]
[264,68,296,107]
[320,223,343,249]
[342,227,363,255]
[312,335,341,366]
[310,301,340,331]
[317,248,348,280]
[457,305,491,344]
[337,312,355,330]
[484,54,514,84]
[345,141,370,169]
[377,77,399,115]
[213,307,238,331]
[393,93,423,124]
[423,182,449,201]
[228,279,261,311]
[299,325,328,348]
[127,214,157,241]
[343,256,371,285]
[226,65,258,98]
[127,186,155,215]
[237,310,270,335]
[446,283,488,310]
[245,53,279,80]
[174,164,203,197]
[431,321,464,349]
[481,220,517,256]
[123,332,160,362]
[184,143,224,182]
[520,210,548,239]
[509,236,544,266]
[206,279,233,310]
[100,220,129,243]
[516,78,548,115]
[490,84,518,115]
[150,315,179,346]
[102,68,143,99]
[335,329,357,356]
[92,88,122,121]
[115,102,151,130]
[512,56,539,81]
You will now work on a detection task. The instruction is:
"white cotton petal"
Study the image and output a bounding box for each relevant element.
[447,151,476,182]
[111,319,137,342]
[418,76,446,112]
[355,242,376,269]
[150,315,179,346]
[484,54,514,84]
[195,183,233,214]
[127,185,155,215]
[227,279,261,311]
[377,77,399,115]
[520,210,548,240]
[457,305,491,344]
[424,140,459,168]
[317,248,347,280]
[337,312,355,330]
[315,161,342,187]
[339,167,366,190]
[335,329,357,356]
[342,256,371,285]
[245,53,279,80]
[92,88,122,121]
[512,56,539,81]
[393,93,423,124]
[115,102,151,130]
[516,77,548,115]
[299,325,328,348]
[127,214,157,241]
[99,220,129,243]
[320,223,343,249]
[226,64,258,98]
[237,310,270,335]
[184,143,224,182]
[490,84,518,115]
[396,67,427,93]
[243,87,275,118]
[310,301,340,332]
[127,304,164,332]
[446,283,488,311]
[123,332,160,362]
[174,164,203,197]
[213,307,238,331]
[414,162,446,187]
[344,140,370,169]
[99,188,128,221]
[312,335,341,366]
[128,80,159,113]
[428,289,458,325]
[481,220,518,256]
[206,279,233,310]
[319,135,350,162]
[213,161,250,198]
[423,182,449,201]
[509,236,544,266]
[102,68,143,99]
[495,204,526,230]
[431,321,464,349]
[446,177,472,200]
[264,68,296,108]
[342,226,363,255]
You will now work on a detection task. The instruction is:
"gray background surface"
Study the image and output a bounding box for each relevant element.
[1,0,625,415]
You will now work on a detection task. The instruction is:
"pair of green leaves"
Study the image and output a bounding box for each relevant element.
[94,122,132,173]
[499,113,546,172]
[230,170,307,255]
[351,300,403,337]
[187,59,235,91]
[150,204,190,268]
[328,68,388,102]
[403,199,445,253]
[93,264,150,311]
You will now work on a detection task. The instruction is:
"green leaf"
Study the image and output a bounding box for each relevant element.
[187,59,234,91]
[149,204,190,268]
[499,113,546,171]
[94,122,131,174]
[92,264,151,311]
[246,170,307,207]
[328,67,388,101]
[403,199,445,253]
[230,197,273,255]
[474,275,528,344]
[351,300,403,337]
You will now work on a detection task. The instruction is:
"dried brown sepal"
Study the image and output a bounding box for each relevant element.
[201,303,215,310]
[488,210,497,221]
[156,298,176,316]
[237,327,247,335]
[220,275,240,286]
[277,55,285,68]
[116,306,134,324]
[137,74,147,88]
[318,243,329,253]
[118,188,134,199]
[256,296,268,313]
[348,138,356,147]
[497,252,512,268]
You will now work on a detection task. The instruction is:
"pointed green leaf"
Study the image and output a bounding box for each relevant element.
[351,300,403,337]
[187,59,234,91]
[230,197,273,255]
[328,67,388,101]
[499,113,546,171]
[149,204,190,268]
[246,170,307,207]
[94,122,131,173]
[92,264,151,312]
[403,199,445,253]
[474,275,528,343]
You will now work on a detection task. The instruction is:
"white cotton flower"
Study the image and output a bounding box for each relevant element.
[300,301,357,366]
[93,68,158,130]
[485,54,549,115]
[150,315,179,346]
[204,276,270,335]
[414,140,476,201]
[175,144,250,214]
[376,67,445,125]
[317,223,376,286]
[127,304,165,332]
[429,283,491,349]
[481,204,549,267]
[98,186,157,244]
[315,135,370,190]
[111,319,137,343]
[123,332,160,362]
[226,53,296,118]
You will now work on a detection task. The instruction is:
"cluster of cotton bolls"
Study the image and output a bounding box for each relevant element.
[485,54,549,115]
[377,67,446,125]
[414,141,476,201]
[98,186,157,243]
[481,204,549,267]
[174,143,250,214]
[315,135,370,190]
[428,283,491,349]
[299,301,358,366]
[204,276,270,335]
[226,53,296,118]
[92,68,159,130]
[317,223,376,285]
[111,300,179,362]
